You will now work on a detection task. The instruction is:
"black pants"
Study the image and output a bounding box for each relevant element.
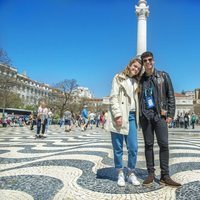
[140,116,169,177]
[184,121,188,129]
[191,122,195,129]
[30,119,36,130]
[37,119,47,135]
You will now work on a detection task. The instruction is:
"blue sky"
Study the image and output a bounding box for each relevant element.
[0,0,200,98]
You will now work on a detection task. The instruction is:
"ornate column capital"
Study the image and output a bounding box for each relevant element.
[138,0,147,4]
[135,0,149,19]
[135,5,149,18]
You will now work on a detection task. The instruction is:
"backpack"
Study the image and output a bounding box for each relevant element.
[184,117,188,122]
[191,116,196,123]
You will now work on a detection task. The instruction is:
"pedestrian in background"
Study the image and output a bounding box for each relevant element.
[36,101,48,138]
[81,105,88,131]
[46,108,53,133]
[191,113,196,129]
[64,110,72,132]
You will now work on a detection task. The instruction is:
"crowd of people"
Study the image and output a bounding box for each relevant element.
[0,100,109,140]
[0,114,29,127]
[0,106,108,134]
[58,107,108,132]
[169,112,198,129]
[30,101,109,138]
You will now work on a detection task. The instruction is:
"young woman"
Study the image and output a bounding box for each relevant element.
[108,58,142,187]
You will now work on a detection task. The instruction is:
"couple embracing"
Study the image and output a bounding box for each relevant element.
[107,51,181,187]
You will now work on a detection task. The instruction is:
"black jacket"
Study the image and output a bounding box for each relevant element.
[139,68,175,119]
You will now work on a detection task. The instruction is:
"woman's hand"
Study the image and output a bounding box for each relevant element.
[115,116,122,127]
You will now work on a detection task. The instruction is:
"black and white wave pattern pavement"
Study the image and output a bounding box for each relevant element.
[0,126,200,200]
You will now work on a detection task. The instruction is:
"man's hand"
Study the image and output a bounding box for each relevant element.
[166,117,172,124]
[115,116,122,127]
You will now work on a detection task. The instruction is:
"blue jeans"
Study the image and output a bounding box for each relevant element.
[111,112,138,170]
[46,118,51,130]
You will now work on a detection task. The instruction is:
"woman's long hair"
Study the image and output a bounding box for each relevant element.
[122,58,143,79]
[121,58,144,93]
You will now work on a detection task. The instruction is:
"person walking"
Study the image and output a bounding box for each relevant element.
[36,101,48,138]
[64,110,72,132]
[46,108,53,133]
[139,51,181,187]
[95,112,101,128]
[107,58,142,187]
[81,105,88,131]
[184,113,189,129]
[89,111,96,129]
[191,113,196,129]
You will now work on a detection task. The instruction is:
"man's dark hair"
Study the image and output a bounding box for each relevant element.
[141,51,154,63]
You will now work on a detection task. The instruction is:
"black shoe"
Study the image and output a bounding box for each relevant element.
[160,175,181,187]
[143,174,155,185]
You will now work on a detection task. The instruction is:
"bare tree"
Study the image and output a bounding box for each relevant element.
[0,49,12,65]
[52,79,78,117]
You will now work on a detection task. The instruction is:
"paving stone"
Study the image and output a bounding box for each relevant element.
[0,126,200,199]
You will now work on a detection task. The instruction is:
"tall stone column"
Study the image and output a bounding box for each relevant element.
[135,0,149,56]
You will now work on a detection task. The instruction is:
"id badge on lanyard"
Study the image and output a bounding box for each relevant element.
[144,87,155,109]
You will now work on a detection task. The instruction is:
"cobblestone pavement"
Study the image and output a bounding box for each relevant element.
[0,125,200,200]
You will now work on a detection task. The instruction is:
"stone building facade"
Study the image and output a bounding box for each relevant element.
[174,93,194,117]
[0,64,64,106]
[0,64,95,107]
[72,87,93,99]
[194,88,200,104]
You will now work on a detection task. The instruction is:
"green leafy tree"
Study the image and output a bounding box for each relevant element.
[7,93,23,108]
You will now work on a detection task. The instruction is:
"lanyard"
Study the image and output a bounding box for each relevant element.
[144,78,154,97]
[144,88,153,97]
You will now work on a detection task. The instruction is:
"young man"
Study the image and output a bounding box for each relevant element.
[139,51,181,187]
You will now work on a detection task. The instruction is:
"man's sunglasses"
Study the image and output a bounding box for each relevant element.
[143,58,153,63]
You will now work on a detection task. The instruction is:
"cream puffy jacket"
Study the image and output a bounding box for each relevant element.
[105,73,139,135]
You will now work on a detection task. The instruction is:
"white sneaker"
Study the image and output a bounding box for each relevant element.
[117,172,125,187]
[127,173,140,186]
